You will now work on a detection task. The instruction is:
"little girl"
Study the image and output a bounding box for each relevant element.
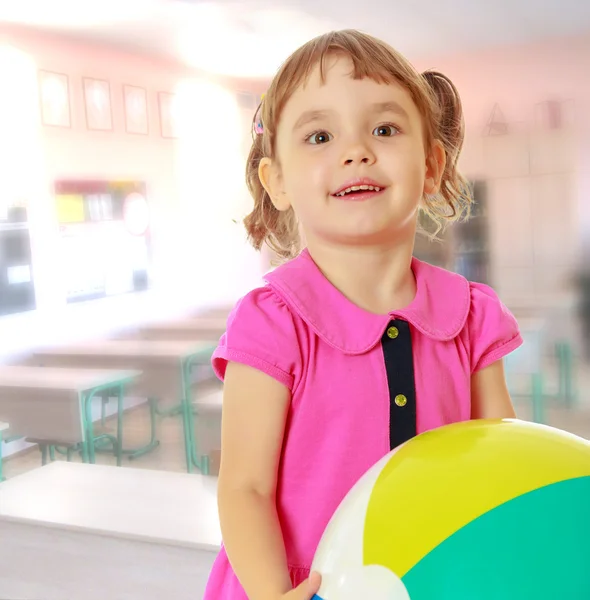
[204,29,522,600]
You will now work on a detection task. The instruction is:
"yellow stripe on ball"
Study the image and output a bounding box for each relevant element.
[363,419,590,577]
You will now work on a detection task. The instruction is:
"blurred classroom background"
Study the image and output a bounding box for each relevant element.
[0,1,589,597]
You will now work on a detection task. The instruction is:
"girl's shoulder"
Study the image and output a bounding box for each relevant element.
[412,259,519,338]
[227,283,296,327]
[463,279,523,372]
[412,259,522,370]
[212,283,303,390]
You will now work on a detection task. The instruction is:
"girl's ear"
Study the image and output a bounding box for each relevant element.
[259,157,291,211]
[424,140,446,196]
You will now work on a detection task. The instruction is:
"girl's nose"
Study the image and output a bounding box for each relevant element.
[342,142,376,166]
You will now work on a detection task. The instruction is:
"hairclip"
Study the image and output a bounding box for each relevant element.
[253,93,265,135]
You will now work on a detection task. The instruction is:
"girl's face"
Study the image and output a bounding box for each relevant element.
[260,55,445,251]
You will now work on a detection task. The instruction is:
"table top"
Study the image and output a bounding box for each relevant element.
[0,462,221,552]
[504,292,576,311]
[141,317,227,333]
[34,340,215,361]
[514,318,548,344]
[516,317,546,330]
[0,366,141,392]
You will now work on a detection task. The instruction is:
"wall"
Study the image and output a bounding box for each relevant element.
[0,25,266,361]
[413,33,590,301]
[1,27,589,353]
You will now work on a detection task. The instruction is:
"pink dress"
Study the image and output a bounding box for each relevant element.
[204,249,522,599]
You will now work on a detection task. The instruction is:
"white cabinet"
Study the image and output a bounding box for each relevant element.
[482,133,531,179]
[482,130,579,298]
[529,130,577,176]
[531,173,578,267]
[487,176,534,266]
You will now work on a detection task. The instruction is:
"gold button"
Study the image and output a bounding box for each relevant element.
[387,326,399,339]
[394,394,407,407]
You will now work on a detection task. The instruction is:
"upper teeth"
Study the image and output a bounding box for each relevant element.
[336,185,382,196]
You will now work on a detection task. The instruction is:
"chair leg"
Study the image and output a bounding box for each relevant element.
[0,432,4,482]
[555,341,576,407]
[101,396,109,427]
[562,342,574,408]
[40,444,48,466]
[531,373,545,424]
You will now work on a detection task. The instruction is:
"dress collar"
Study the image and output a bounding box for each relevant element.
[264,249,470,355]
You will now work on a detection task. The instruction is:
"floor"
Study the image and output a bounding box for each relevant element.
[3,363,590,480]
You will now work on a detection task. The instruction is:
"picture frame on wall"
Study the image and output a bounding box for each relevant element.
[123,84,148,135]
[83,77,113,131]
[534,98,575,130]
[38,70,71,128]
[158,91,179,138]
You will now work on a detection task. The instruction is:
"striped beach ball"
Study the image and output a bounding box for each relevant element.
[311,419,590,600]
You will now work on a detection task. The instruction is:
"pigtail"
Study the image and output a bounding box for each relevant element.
[243,108,300,260]
[421,70,473,224]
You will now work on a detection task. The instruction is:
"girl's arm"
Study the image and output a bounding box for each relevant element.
[217,361,318,600]
[470,359,517,419]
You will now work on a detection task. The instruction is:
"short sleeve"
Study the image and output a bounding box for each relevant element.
[467,282,523,373]
[211,286,301,390]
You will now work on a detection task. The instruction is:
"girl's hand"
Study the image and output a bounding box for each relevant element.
[282,571,321,600]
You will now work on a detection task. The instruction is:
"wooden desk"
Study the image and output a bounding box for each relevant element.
[34,341,216,472]
[508,300,578,407]
[506,293,577,344]
[195,305,233,319]
[139,317,227,342]
[0,367,140,465]
[0,461,221,599]
[34,340,214,398]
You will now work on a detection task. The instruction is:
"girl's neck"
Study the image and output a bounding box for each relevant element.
[306,236,417,315]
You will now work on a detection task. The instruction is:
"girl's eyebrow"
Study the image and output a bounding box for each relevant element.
[292,100,410,133]
[292,109,331,133]
[372,100,410,119]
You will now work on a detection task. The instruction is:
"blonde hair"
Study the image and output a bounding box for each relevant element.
[244,29,472,260]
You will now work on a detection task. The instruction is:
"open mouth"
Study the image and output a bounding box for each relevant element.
[332,184,386,201]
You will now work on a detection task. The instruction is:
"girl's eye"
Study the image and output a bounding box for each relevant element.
[307,131,333,145]
[373,124,399,137]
